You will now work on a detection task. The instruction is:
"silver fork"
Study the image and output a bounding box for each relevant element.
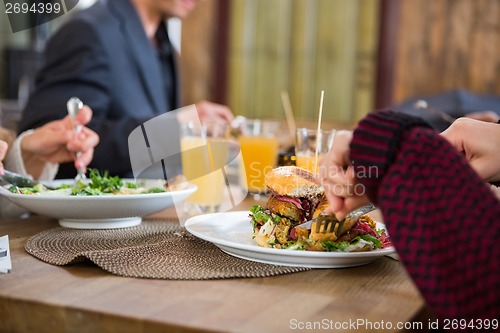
[66,97,86,182]
[298,203,376,236]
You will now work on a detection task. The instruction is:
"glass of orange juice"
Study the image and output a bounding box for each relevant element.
[295,128,335,173]
[180,121,230,213]
[237,120,280,193]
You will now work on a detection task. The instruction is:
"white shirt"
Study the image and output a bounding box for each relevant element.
[1,130,59,219]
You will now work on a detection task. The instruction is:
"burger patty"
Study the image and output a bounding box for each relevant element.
[267,195,304,223]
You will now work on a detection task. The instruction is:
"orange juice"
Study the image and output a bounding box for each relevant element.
[295,128,335,175]
[238,135,279,193]
[295,153,324,174]
[181,136,229,209]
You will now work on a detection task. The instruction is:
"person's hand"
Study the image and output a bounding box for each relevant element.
[464,111,500,123]
[489,185,500,201]
[317,130,370,220]
[0,140,7,176]
[195,100,234,124]
[21,106,99,177]
[441,117,500,182]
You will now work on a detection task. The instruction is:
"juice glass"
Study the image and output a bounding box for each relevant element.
[180,121,229,213]
[295,128,335,174]
[237,120,280,193]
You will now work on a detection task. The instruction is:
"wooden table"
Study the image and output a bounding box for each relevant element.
[0,198,426,333]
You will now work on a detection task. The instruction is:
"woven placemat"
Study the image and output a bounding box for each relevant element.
[25,220,309,280]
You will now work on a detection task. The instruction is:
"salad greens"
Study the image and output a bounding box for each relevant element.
[85,169,123,194]
[249,204,386,252]
[8,169,167,196]
[322,234,382,252]
[249,205,282,229]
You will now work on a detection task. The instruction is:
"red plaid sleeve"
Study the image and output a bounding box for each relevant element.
[350,110,500,320]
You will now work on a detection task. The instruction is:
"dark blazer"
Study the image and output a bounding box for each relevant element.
[19,0,179,178]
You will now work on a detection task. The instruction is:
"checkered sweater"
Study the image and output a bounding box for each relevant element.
[350,111,499,320]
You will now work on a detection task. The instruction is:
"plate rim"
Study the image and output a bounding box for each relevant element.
[0,180,197,200]
[0,181,197,228]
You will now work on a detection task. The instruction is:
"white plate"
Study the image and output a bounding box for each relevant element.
[185,211,396,268]
[0,179,196,229]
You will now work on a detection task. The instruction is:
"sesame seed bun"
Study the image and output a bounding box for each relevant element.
[264,166,324,198]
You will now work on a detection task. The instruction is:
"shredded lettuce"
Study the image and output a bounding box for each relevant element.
[322,234,382,252]
[359,234,382,248]
[125,182,138,189]
[322,240,351,252]
[283,241,306,250]
[249,205,281,225]
[74,187,104,196]
[142,187,167,194]
[8,183,45,194]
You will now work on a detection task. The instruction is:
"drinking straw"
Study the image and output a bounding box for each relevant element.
[281,91,296,139]
[314,91,325,177]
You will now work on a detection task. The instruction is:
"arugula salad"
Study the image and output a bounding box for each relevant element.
[8,169,167,196]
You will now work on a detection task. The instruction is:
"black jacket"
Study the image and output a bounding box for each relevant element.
[19,0,179,178]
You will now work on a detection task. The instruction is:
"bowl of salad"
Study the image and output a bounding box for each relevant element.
[0,170,196,229]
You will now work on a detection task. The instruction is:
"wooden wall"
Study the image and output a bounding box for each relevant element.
[391,0,500,105]
[179,0,219,106]
[179,0,500,123]
[180,0,380,125]
[227,0,380,124]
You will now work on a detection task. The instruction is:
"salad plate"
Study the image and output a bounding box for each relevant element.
[184,211,396,268]
[0,179,196,229]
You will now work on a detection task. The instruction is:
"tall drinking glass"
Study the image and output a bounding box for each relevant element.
[180,121,229,213]
[237,120,280,193]
[295,128,335,173]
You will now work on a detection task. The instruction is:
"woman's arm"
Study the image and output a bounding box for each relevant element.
[1,138,30,219]
[320,110,500,320]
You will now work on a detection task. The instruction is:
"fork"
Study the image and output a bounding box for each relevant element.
[66,97,86,182]
[298,203,376,236]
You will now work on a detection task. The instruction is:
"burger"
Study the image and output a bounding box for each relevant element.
[249,166,391,252]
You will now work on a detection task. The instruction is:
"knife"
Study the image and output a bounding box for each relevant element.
[0,170,55,190]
